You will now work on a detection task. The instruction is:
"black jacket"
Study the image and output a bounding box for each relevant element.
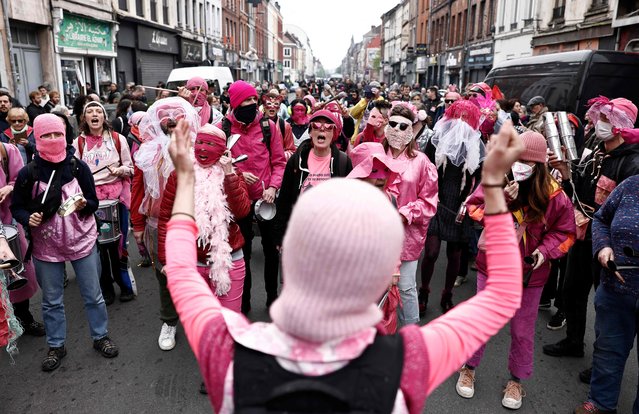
[26,103,47,126]
[11,148,99,227]
[273,141,352,245]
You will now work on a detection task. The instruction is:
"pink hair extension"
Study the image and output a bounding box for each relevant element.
[444,100,482,130]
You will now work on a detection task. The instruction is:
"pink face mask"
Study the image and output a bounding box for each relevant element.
[291,105,308,124]
[194,133,226,167]
[37,137,67,163]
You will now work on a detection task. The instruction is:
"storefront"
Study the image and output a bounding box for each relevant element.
[137,26,178,98]
[56,13,116,107]
[180,38,203,67]
[464,44,493,84]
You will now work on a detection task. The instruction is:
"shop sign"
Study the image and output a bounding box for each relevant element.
[446,51,462,68]
[416,56,427,73]
[181,39,202,63]
[138,26,178,54]
[58,14,112,52]
[415,44,428,55]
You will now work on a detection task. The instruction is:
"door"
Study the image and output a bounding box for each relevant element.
[10,26,43,106]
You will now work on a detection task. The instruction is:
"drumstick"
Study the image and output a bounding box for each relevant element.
[143,85,180,93]
[41,170,56,205]
[92,163,117,175]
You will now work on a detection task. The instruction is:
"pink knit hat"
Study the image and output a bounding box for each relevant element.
[519,131,547,163]
[228,80,258,109]
[34,113,65,141]
[347,142,406,179]
[186,76,208,92]
[270,178,404,343]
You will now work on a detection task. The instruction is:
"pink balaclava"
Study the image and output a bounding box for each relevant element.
[270,178,404,343]
[186,76,211,126]
[34,114,67,163]
[291,102,309,126]
[194,124,227,167]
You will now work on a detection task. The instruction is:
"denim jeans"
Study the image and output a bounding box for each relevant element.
[34,244,109,348]
[398,260,419,325]
[588,286,639,412]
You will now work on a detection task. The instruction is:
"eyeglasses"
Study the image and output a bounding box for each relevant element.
[444,99,457,104]
[388,121,411,131]
[311,121,336,132]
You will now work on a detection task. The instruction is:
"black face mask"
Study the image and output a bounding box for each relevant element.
[234,103,257,125]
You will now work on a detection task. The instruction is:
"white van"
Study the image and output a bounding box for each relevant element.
[166,66,234,96]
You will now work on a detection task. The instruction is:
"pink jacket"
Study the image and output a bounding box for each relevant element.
[0,143,23,224]
[386,150,439,261]
[467,182,576,287]
[219,112,287,201]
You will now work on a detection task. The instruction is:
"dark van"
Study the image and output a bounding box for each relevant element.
[484,50,639,125]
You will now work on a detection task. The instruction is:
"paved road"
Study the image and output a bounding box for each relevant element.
[0,235,636,413]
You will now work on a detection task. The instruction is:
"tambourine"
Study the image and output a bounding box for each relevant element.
[255,199,276,221]
[58,193,86,217]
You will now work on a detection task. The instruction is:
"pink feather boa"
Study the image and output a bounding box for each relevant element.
[193,161,233,296]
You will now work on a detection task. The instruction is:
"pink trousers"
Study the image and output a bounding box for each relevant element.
[466,272,543,380]
[196,258,245,313]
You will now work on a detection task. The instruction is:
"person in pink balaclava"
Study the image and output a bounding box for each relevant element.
[178,76,213,126]
[162,118,526,413]
[11,114,118,372]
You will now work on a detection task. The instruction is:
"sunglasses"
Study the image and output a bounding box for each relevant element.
[389,121,411,131]
[311,121,336,132]
[9,119,26,124]
[445,99,457,104]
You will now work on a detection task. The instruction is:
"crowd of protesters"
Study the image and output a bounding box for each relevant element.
[0,73,637,414]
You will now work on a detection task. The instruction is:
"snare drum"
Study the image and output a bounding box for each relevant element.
[96,200,121,244]
[1,225,24,273]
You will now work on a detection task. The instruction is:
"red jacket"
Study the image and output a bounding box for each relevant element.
[130,166,147,233]
[466,181,576,287]
[157,170,250,265]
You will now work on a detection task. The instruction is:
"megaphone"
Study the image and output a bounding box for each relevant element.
[5,269,27,290]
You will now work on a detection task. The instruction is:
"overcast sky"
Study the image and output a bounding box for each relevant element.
[275,0,393,73]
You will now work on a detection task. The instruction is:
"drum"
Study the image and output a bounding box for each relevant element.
[96,200,121,244]
[255,199,276,221]
[0,225,24,274]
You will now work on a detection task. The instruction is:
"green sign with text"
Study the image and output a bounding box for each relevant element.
[58,14,112,52]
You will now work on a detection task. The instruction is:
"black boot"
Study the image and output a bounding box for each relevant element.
[440,291,455,314]
[418,288,428,317]
[542,337,584,357]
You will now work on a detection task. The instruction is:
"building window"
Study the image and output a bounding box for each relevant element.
[119,0,128,11]
[200,3,204,32]
[616,0,636,17]
[136,0,144,17]
[470,4,476,39]
[479,0,486,36]
[163,0,169,24]
[284,59,291,68]
[553,0,566,21]
[284,47,291,57]
[151,0,158,21]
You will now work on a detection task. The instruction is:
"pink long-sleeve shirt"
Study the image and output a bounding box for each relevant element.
[165,213,522,413]
[386,150,439,261]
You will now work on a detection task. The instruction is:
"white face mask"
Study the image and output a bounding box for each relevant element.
[512,162,535,182]
[595,121,615,141]
[385,116,414,150]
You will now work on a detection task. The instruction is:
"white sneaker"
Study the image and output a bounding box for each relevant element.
[455,366,475,398]
[502,380,525,410]
[454,276,467,287]
[158,323,177,351]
